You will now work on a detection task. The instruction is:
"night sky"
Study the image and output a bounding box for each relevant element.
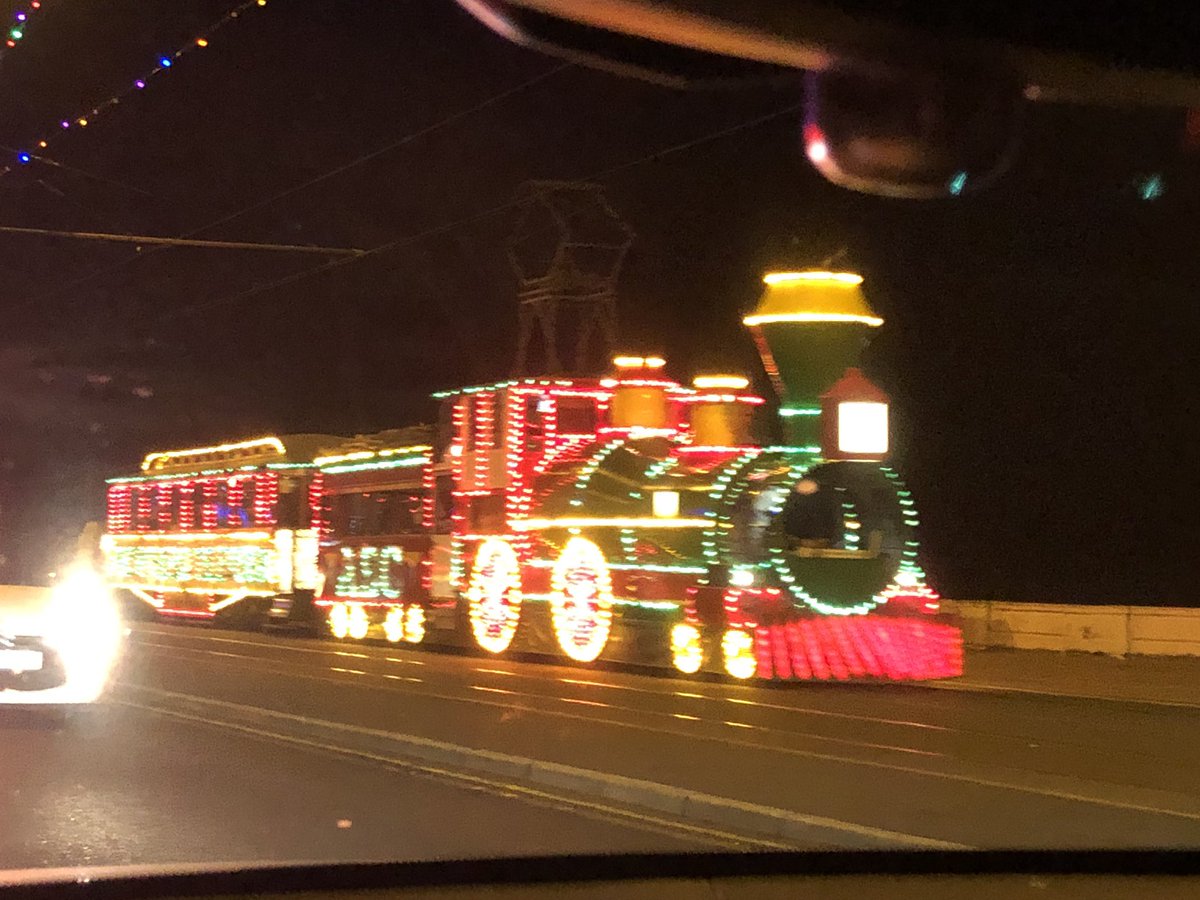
[0,1,1196,603]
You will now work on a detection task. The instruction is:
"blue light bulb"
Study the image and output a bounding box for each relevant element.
[159,56,172,67]
[18,152,31,164]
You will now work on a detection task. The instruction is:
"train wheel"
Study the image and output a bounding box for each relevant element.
[329,602,352,639]
[329,602,369,640]
[721,628,757,679]
[382,606,406,643]
[346,604,369,640]
[404,605,426,643]
[467,538,522,654]
[670,623,704,674]
[549,537,614,663]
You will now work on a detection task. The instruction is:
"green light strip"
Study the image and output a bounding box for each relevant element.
[525,559,707,575]
[779,407,821,417]
[107,464,266,485]
[320,455,427,475]
[521,592,677,611]
[430,377,600,399]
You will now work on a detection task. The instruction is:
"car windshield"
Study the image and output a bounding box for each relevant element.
[2,0,1199,883]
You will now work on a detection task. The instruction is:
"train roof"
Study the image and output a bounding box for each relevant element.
[119,433,348,481]
[430,376,609,399]
[315,426,435,475]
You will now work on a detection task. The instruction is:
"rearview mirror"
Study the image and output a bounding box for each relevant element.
[803,55,1024,198]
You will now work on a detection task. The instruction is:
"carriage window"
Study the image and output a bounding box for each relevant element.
[556,397,597,435]
[463,398,476,451]
[491,394,505,446]
[187,483,204,529]
[525,396,547,452]
[467,493,506,533]
[241,479,256,526]
[276,479,309,529]
[346,493,369,536]
[377,491,422,534]
[436,400,454,457]
[433,475,453,533]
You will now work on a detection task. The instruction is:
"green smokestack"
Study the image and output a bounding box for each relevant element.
[743,271,882,445]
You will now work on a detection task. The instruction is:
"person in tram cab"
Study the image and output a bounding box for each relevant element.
[317,546,342,598]
[401,550,424,603]
[781,478,842,552]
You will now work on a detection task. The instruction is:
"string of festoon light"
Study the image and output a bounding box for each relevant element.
[1,0,46,60]
[2,0,271,176]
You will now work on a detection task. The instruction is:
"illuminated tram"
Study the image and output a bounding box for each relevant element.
[102,271,963,681]
[100,435,333,622]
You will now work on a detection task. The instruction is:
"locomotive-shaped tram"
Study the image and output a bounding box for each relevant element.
[101,272,963,682]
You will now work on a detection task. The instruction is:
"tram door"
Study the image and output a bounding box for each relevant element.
[428,472,456,613]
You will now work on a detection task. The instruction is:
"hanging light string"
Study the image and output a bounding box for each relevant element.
[1,0,45,59]
[2,0,270,175]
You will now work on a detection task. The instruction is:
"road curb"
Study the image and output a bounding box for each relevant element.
[118,683,963,850]
[919,679,1200,710]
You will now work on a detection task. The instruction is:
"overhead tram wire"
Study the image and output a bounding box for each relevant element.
[158,100,805,323]
[0,224,366,255]
[11,63,573,318]
[0,144,154,198]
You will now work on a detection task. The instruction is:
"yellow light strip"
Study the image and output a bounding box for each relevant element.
[510,516,711,531]
[762,271,863,286]
[113,584,276,596]
[105,530,274,544]
[130,587,165,609]
[208,592,250,612]
[693,375,749,390]
[141,436,285,471]
[313,444,432,467]
[742,312,883,327]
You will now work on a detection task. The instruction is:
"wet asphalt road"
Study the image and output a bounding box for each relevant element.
[4,621,1200,872]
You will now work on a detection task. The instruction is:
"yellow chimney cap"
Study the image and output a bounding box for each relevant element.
[613,355,666,370]
[744,270,882,327]
[693,374,749,390]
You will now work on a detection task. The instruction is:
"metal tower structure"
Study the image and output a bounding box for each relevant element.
[509,181,634,375]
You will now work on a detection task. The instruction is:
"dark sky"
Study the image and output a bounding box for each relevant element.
[0,0,1197,603]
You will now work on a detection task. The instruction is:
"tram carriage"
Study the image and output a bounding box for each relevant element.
[100,435,332,623]
[102,271,963,681]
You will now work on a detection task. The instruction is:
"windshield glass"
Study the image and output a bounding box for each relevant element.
[3,0,1199,882]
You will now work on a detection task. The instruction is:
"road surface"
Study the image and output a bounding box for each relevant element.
[4,622,1200,871]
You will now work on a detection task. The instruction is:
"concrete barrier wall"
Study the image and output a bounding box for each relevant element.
[943,600,1200,657]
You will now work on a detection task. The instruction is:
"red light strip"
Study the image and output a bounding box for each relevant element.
[158,607,216,620]
[308,473,326,539]
[254,472,276,527]
[201,480,218,530]
[135,488,152,533]
[106,485,132,533]
[473,393,494,490]
[504,392,529,557]
[748,618,962,681]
